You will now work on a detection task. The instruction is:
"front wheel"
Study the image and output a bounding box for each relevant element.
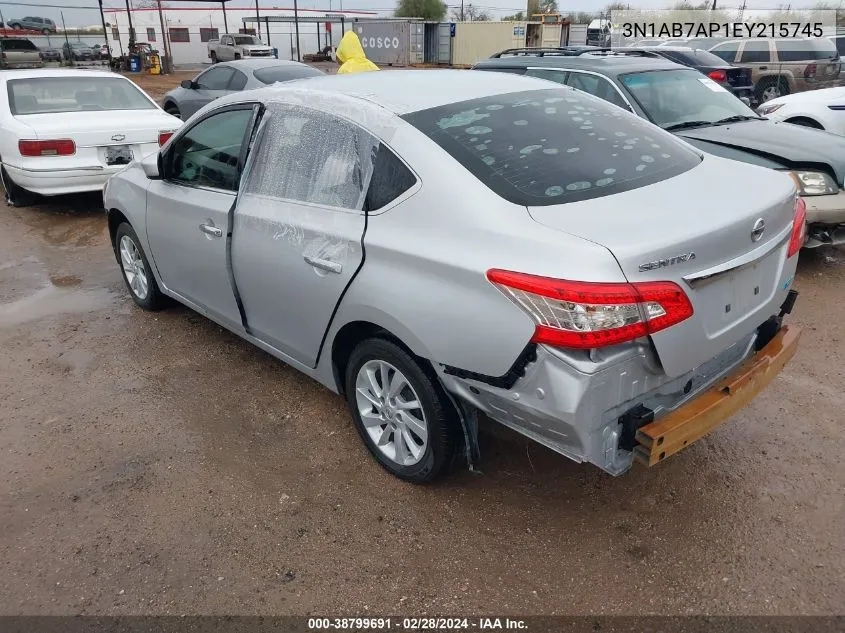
[345,338,461,483]
[114,223,164,311]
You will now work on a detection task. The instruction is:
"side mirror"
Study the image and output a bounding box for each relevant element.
[180,79,195,89]
[141,152,161,179]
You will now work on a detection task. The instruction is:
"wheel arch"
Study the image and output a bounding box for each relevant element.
[326,315,436,396]
[107,208,130,248]
[783,115,824,130]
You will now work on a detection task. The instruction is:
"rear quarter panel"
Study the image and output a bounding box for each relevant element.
[322,123,628,379]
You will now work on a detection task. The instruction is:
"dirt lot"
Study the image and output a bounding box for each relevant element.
[0,72,843,617]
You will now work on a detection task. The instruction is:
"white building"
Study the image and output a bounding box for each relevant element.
[103,5,379,66]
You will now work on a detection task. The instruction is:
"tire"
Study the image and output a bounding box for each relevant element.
[42,28,50,34]
[164,103,181,119]
[114,222,164,311]
[756,77,789,104]
[1,165,36,207]
[234,53,241,60]
[210,52,217,64]
[785,117,824,130]
[11,23,21,30]
[345,337,460,483]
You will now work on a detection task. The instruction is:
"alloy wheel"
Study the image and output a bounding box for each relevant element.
[119,235,149,300]
[355,360,428,467]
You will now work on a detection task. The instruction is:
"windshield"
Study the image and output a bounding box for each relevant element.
[403,88,700,207]
[1,39,38,51]
[234,36,260,45]
[8,77,156,115]
[620,69,756,129]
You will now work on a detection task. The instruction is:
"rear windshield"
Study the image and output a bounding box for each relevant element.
[661,48,731,67]
[253,65,323,84]
[234,36,260,45]
[1,38,37,51]
[8,77,156,115]
[775,38,838,61]
[403,88,700,206]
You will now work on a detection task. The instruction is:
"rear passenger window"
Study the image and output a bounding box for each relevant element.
[563,72,630,110]
[242,103,379,211]
[740,40,770,63]
[228,70,248,91]
[710,42,739,63]
[365,146,416,211]
[525,68,568,84]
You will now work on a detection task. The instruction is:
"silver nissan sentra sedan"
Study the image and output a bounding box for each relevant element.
[103,70,803,483]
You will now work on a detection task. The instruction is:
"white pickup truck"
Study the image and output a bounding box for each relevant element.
[207,34,273,63]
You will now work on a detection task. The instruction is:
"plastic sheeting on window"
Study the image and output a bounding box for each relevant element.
[242,102,379,212]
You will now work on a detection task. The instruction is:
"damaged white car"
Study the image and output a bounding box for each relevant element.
[104,70,802,482]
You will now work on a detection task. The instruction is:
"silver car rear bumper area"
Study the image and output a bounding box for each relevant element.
[441,328,765,476]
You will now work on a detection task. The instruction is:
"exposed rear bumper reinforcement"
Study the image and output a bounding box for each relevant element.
[633,324,801,467]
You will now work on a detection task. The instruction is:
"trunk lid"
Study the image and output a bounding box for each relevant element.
[527,156,798,377]
[725,66,752,88]
[14,110,179,147]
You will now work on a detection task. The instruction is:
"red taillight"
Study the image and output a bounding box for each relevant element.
[804,63,817,78]
[788,197,807,258]
[707,69,727,83]
[486,270,694,350]
[18,139,76,157]
[158,131,174,146]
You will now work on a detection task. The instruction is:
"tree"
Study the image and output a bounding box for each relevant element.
[395,0,446,21]
[452,3,491,20]
[503,11,525,20]
[539,0,559,13]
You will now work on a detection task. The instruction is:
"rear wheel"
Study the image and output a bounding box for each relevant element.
[1,166,36,207]
[234,53,241,60]
[344,338,460,483]
[210,52,218,63]
[114,223,164,311]
[42,28,50,34]
[164,103,181,119]
[785,116,824,130]
[756,77,789,103]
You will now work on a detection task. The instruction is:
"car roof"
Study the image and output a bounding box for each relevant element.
[261,69,561,114]
[0,68,119,80]
[474,53,682,77]
[219,58,309,70]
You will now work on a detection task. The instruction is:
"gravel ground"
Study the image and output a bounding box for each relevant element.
[0,72,843,617]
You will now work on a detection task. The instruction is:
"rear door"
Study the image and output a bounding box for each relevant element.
[146,104,257,328]
[231,102,375,367]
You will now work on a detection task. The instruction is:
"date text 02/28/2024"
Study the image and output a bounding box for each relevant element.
[307,618,528,630]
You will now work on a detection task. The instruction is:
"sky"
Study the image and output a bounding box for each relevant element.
[0,0,832,28]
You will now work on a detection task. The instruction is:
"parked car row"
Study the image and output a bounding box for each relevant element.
[0,37,110,68]
[0,53,830,483]
[476,47,845,248]
[634,36,842,103]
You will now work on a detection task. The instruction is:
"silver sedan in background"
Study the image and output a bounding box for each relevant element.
[162,58,323,120]
[104,70,802,483]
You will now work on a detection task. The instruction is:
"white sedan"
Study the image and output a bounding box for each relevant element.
[757,87,845,135]
[0,68,181,205]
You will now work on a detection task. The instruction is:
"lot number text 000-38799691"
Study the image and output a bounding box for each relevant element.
[307,617,528,630]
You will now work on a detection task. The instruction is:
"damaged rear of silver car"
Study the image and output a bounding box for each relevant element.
[105,71,802,482]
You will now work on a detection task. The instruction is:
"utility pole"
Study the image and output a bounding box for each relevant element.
[460,0,465,21]
[157,0,169,73]
[125,0,135,51]
[61,12,72,66]
[97,0,113,67]
[254,0,259,36]
[293,0,301,61]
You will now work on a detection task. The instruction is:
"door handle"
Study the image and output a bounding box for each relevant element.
[759,66,768,70]
[304,255,342,274]
[199,223,223,238]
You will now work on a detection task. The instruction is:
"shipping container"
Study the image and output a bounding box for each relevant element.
[568,24,588,46]
[540,23,562,48]
[451,21,528,66]
[422,22,452,64]
[353,20,423,66]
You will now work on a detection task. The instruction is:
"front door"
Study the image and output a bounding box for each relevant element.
[146,105,256,329]
[181,65,236,119]
[231,103,374,367]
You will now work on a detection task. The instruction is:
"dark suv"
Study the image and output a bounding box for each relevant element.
[472,48,845,248]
